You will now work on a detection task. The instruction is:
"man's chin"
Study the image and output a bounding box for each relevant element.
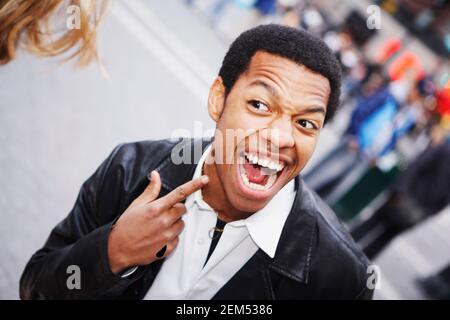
[228,196,271,216]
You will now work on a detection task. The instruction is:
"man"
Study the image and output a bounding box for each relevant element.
[20,24,374,300]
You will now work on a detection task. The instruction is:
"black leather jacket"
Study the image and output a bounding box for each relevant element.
[20,138,374,300]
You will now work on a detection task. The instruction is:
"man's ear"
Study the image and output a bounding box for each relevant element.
[208,77,226,122]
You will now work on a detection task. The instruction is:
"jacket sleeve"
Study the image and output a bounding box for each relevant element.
[19,144,141,299]
[354,282,375,300]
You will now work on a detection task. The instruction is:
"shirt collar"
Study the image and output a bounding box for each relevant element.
[186,143,295,259]
[242,179,295,258]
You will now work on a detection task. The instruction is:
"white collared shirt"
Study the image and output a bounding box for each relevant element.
[144,145,295,300]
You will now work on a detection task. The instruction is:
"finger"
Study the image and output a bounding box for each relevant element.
[164,219,185,241]
[138,170,162,204]
[158,203,186,227]
[162,237,180,258]
[166,203,187,224]
[158,175,209,208]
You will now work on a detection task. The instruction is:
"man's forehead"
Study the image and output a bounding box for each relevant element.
[242,51,331,103]
[245,51,330,86]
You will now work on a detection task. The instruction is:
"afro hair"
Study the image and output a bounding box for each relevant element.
[219,24,342,123]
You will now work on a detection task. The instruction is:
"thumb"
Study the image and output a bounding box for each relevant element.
[140,170,162,203]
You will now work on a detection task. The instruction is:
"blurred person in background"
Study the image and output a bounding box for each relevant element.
[276,0,304,28]
[431,84,450,145]
[253,0,277,17]
[302,66,390,200]
[350,79,449,259]
[0,0,108,66]
[386,129,450,230]
[418,164,450,301]
[304,67,433,203]
[352,126,450,260]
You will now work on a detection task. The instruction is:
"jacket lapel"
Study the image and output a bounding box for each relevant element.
[268,178,318,284]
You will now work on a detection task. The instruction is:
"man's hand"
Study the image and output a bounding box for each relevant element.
[107,170,209,274]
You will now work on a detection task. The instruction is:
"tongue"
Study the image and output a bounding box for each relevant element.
[243,161,268,185]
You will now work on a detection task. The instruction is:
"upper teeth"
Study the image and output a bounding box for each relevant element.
[245,152,285,172]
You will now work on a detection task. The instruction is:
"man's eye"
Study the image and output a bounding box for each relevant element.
[249,100,270,112]
[297,119,317,130]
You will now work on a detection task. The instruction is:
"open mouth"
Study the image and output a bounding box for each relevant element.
[238,151,285,192]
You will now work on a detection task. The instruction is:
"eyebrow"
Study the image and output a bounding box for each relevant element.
[248,80,326,116]
[249,80,279,99]
[300,106,326,116]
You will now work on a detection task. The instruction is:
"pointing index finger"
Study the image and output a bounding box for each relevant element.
[159,175,209,207]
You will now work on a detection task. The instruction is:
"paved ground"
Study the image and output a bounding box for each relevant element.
[0,0,222,299]
[1,0,448,300]
[373,207,450,300]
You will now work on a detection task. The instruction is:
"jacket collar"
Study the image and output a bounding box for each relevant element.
[150,138,317,284]
[149,138,206,193]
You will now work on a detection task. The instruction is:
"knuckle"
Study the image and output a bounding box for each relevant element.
[176,186,187,199]
[172,202,184,211]
[161,231,172,241]
[174,220,185,234]
[160,216,171,227]
[145,207,158,219]
[149,202,163,213]
[145,212,158,222]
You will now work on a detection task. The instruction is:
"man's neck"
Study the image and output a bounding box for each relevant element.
[202,153,252,223]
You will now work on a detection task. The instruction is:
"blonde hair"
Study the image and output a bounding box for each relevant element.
[0,0,109,66]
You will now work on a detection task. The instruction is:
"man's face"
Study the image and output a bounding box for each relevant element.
[208,51,330,213]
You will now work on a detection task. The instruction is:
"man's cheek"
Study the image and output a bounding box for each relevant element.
[297,150,314,171]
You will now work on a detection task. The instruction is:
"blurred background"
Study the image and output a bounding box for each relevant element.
[0,0,449,300]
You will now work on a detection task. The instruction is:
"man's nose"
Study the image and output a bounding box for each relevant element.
[263,116,295,150]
